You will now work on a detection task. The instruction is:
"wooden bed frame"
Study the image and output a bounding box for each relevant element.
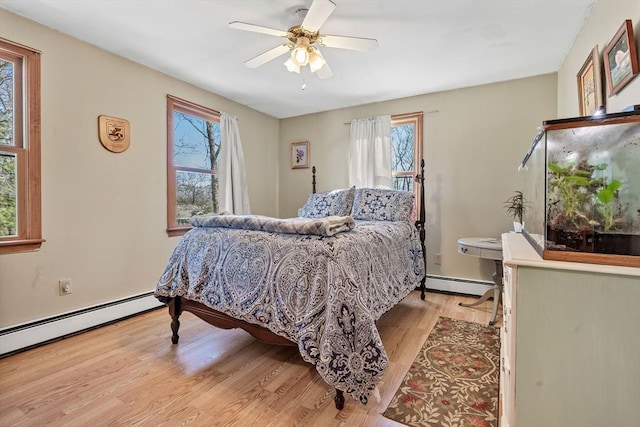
[164,160,427,410]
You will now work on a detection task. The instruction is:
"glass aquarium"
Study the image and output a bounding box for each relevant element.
[519,128,547,254]
[523,111,640,267]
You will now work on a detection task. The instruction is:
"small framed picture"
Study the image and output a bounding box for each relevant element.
[576,46,603,116]
[603,19,639,97]
[291,141,310,169]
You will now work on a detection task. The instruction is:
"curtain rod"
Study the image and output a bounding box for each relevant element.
[343,109,439,125]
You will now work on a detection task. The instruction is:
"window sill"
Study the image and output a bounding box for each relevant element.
[167,226,191,237]
[0,239,45,255]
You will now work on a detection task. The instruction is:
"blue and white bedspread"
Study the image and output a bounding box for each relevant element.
[154,219,425,404]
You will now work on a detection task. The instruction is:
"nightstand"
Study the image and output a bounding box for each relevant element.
[457,237,503,325]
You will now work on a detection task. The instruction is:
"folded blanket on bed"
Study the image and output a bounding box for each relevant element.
[190,214,356,237]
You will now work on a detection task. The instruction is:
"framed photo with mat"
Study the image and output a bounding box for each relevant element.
[577,46,603,116]
[291,141,310,169]
[603,19,639,97]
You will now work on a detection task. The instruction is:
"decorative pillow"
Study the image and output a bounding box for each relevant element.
[297,186,356,218]
[351,188,414,221]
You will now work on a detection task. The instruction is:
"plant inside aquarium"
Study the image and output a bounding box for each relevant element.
[547,161,623,233]
[596,178,622,231]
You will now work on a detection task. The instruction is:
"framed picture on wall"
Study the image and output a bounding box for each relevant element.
[291,141,310,169]
[577,46,604,116]
[603,19,639,97]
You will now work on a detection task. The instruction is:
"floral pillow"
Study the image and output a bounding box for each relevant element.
[351,188,414,221]
[297,186,356,218]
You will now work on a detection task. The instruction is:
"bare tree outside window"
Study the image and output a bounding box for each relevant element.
[0,153,16,236]
[391,123,415,192]
[0,59,13,146]
[0,58,17,237]
[173,112,220,223]
[391,113,423,207]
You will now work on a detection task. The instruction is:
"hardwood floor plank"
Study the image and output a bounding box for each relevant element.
[59,397,126,427]
[0,290,499,426]
[0,406,27,426]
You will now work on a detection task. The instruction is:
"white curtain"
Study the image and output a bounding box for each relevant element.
[219,112,251,214]
[349,115,392,188]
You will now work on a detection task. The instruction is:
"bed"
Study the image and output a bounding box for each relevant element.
[155,161,427,409]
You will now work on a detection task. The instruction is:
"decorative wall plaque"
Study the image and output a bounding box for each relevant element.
[98,115,130,153]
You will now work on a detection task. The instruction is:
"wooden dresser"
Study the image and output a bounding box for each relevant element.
[500,233,640,427]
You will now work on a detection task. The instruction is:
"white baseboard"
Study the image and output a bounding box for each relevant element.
[0,278,490,357]
[0,292,163,357]
[425,275,494,296]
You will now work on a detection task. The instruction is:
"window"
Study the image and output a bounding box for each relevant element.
[391,112,423,204]
[166,95,221,236]
[0,39,42,254]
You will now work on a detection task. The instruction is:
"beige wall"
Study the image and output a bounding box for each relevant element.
[3,0,635,329]
[280,74,557,281]
[558,1,640,116]
[0,9,280,328]
[280,0,640,283]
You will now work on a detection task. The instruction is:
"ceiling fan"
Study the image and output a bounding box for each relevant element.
[229,0,378,79]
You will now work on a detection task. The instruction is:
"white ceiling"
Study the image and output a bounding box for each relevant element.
[0,0,594,119]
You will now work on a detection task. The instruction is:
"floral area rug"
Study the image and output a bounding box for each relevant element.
[383,317,500,427]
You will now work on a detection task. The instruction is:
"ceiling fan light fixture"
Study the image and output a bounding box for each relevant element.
[230,0,378,80]
[291,37,310,66]
[291,47,309,66]
[284,57,300,73]
[308,48,326,72]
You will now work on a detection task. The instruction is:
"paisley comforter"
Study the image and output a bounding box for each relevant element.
[154,219,425,404]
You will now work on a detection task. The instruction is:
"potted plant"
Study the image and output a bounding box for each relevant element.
[504,191,528,232]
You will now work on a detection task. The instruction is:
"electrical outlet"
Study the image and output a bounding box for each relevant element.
[59,278,72,295]
[434,253,442,265]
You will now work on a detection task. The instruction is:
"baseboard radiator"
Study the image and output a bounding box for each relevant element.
[425,274,494,296]
[0,292,163,357]
[1,277,491,357]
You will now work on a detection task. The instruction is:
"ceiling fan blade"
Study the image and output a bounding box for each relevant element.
[311,49,333,79]
[244,44,291,68]
[229,21,288,38]
[315,61,333,79]
[320,34,378,51]
[301,0,336,33]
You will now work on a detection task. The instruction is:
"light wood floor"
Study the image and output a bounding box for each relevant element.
[0,290,500,427]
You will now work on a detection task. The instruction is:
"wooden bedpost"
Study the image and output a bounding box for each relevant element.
[312,165,316,194]
[334,389,345,410]
[415,159,427,300]
[168,297,182,344]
